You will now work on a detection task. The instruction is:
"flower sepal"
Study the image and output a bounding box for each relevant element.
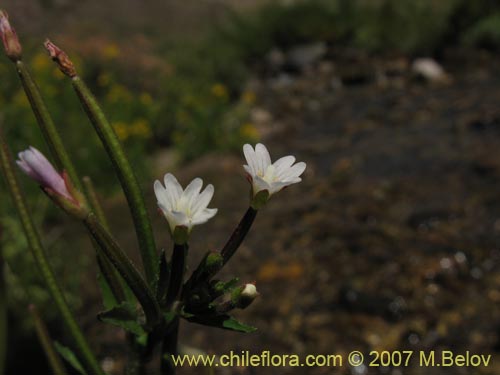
[43,171,89,219]
[172,225,189,245]
[250,189,269,210]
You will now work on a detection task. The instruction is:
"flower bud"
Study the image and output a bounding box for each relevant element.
[44,39,76,77]
[0,10,22,61]
[17,147,88,218]
[232,283,259,309]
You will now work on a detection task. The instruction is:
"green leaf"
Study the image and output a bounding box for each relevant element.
[182,313,256,333]
[97,302,145,336]
[222,317,257,332]
[97,271,119,311]
[210,278,239,297]
[54,341,86,375]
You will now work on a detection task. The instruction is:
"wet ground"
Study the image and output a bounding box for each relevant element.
[145,54,500,375]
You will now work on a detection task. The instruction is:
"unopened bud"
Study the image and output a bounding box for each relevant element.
[17,146,88,219]
[44,39,76,77]
[232,283,259,309]
[0,10,22,61]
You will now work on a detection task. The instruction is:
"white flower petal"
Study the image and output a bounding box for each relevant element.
[191,184,214,215]
[192,208,218,225]
[252,175,271,194]
[282,161,306,181]
[269,181,290,194]
[273,155,296,178]
[182,177,203,207]
[243,164,253,176]
[164,173,182,206]
[165,209,189,231]
[154,180,171,210]
[255,143,271,174]
[243,144,258,175]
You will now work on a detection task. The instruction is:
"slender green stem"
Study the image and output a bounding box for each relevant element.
[165,244,188,308]
[82,176,110,231]
[14,61,81,189]
[83,213,160,328]
[14,59,125,309]
[220,207,257,265]
[0,233,6,375]
[29,305,68,375]
[82,176,128,304]
[0,130,104,375]
[71,76,158,289]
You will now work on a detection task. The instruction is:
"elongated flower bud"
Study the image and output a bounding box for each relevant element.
[44,39,76,77]
[17,147,87,218]
[0,10,22,61]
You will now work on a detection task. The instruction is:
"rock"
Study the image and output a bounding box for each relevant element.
[265,48,286,70]
[286,42,327,71]
[411,58,450,83]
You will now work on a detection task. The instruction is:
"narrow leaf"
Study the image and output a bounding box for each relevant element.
[54,342,86,375]
[97,303,145,337]
[182,313,256,333]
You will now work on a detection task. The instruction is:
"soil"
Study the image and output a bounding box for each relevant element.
[93,53,500,374]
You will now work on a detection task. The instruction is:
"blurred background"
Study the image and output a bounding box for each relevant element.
[1,0,500,374]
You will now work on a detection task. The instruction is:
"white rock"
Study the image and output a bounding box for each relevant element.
[411,58,449,83]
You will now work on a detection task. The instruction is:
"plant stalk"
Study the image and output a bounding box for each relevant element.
[83,213,160,328]
[0,129,104,375]
[30,304,69,375]
[220,207,257,265]
[71,76,158,289]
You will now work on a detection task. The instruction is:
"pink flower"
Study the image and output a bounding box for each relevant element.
[0,10,22,61]
[17,147,73,202]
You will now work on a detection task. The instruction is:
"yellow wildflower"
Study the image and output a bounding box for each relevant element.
[97,73,111,87]
[211,83,228,99]
[242,90,256,105]
[131,119,152,138]
[103,43,120,60]
[240,123,259,140]
[140,92,153,106]
[113,122,129,141]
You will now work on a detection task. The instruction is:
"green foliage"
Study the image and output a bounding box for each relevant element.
[97,302,146,336]
[0,50,154,192]
[0,201,85,330]
[215,0,500,57]
[54,341,85,375]
[154,39,257,161]
[462,13,500,49]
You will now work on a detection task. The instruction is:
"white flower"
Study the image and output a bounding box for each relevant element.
[243,143,306,197]
[154,173,217,234]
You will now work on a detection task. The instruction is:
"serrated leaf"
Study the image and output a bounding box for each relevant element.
[97,302,145,336]
[182,313,256,333]
[54,341,86,375]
